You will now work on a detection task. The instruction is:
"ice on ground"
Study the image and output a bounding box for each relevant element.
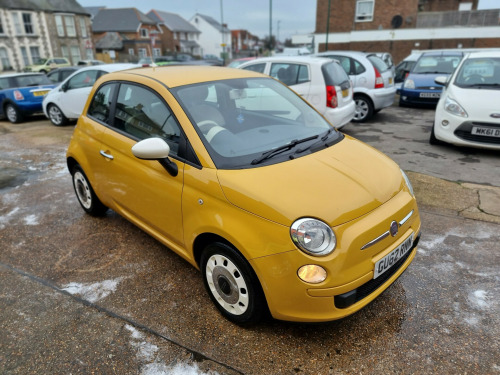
[62,277,124,303]
[24,214,39,225]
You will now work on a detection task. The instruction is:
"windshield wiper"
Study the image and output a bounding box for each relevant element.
[251,135,319,165]
[295,128,337,154]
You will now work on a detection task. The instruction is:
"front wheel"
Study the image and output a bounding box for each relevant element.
[429,123,445,146]
[48,104,68,126]
[5,104,23,123]
[352,95,373,122]
[71,165,108,216]
[201,242,267,324]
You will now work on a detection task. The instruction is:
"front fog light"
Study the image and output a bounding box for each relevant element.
[290,218,336,256]
[298,265,327,284]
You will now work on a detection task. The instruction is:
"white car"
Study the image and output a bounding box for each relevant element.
[43,63,136,126]
[431,51,500,150]
[237,56,355,129]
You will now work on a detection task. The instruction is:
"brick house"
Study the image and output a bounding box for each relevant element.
[147,9,201,56]
[91,8,161,63]
[0,0,93,71]
[231,29,259,58]
[302,0,500,63]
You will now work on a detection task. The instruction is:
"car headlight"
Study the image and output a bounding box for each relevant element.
[290,218,336,256]
[403,79,415,89]
[401,169,415,197]
[444,96,468,117]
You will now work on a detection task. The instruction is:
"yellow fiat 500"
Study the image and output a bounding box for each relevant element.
[67,66,421,323]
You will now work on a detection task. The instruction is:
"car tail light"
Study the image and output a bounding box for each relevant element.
[374,67,384,89]
[326,85,338,108]
[14,90,24,100]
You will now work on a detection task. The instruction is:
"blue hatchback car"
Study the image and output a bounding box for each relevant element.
[399,51,463,107]
[0,73,55,123]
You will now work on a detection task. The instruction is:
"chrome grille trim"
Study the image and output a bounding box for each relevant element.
[361,210,414,250]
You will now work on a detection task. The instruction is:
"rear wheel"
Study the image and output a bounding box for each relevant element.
[352,95,373,122]
[201,242,267,324]
[5,104,23,123]
[48,104,68,126]
[71,165,108,216]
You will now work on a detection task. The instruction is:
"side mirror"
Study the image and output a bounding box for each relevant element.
[132,138,178,177]
[435,76,448,86]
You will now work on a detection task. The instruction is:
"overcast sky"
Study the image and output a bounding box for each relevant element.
[77,0,317,41]
[77,0,499,41]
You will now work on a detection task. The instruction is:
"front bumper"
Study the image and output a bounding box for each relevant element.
[399,88,441,106]
[250,189,421,322]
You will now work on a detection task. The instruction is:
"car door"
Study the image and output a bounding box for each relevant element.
[58,69,101,118]
[89,82,185,248]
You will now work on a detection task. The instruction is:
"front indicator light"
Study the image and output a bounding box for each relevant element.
[290,218,336,256]
[298,265,327,284]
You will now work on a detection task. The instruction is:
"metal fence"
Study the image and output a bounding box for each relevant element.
[417,9,500,28]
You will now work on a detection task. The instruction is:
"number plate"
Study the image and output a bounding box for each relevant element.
[374,233,414,279]
[419,92,440,98]
[389,77,393,85]
[472,126,500,138]
[342,89,348,98]
[33,90,49,97]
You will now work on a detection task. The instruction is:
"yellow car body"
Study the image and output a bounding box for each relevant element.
[67,66,421,323]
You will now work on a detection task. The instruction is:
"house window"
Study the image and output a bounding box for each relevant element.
[12,13,22,35]
[128,48,135,56]
[30,47,40,63]
[65,15,76,37]
[138,48,147,58]
[355,0,374,22]
[459,2,473,11]
[0,47,12,70]
[22,13,34,34]
[70,46,81,64]
[140,28,148,38]
[0,15,4,34]
[20,47,29,66]
[61,45,70,61]
[174,32,178,40]
[55,15,64,36]
[79,16,87,37]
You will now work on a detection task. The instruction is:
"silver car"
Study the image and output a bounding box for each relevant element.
[315,51,396,122]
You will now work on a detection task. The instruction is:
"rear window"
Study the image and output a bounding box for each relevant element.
[13,74,52,87]
[322,61,349,86]
[367,55,389,72]
[242,63,266,74]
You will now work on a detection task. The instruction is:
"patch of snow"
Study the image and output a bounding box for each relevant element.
[24,214,39,225]
[468,290,490,309]
[125,324,144,340]
[61,277,124,303]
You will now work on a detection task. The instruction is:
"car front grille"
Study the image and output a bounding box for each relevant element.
[454,121,500,145]
[334,233,421,309]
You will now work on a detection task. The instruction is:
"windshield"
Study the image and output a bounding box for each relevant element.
[413,55,462,74]
[454,57,500,89]
[173,77,342,169]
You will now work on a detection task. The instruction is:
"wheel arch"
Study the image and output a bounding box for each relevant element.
[192,232,238,268]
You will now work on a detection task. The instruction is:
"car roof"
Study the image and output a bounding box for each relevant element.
[463,51,500,58]
[73,63,137,73]
[316,50,368,57]
[239,56,333,65]
[103,65,266,88]
[421,51,463,57]
[0,72,45,78]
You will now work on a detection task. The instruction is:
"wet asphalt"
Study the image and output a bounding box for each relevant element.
[1,109,499,375]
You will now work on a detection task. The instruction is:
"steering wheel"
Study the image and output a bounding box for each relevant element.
[464,74,485,84]
[197,120,219,135]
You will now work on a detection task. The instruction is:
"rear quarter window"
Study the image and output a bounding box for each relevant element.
[242,63,266,73]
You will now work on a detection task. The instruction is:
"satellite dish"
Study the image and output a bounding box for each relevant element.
[391,15,403,29]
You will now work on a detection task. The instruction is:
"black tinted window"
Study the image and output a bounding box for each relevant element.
[88,83,115,124]
[113,84,181,156]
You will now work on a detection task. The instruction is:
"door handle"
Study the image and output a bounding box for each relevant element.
[99,150,114,160]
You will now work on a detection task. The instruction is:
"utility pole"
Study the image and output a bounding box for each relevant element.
[269,0,273,51]
[220,0,226,65]
[325,0,331,51]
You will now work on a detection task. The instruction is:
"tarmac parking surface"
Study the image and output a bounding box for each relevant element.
[0,110,499,374]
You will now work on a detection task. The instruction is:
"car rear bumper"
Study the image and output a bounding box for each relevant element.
[372,87,396,110]
[323,101,356,129]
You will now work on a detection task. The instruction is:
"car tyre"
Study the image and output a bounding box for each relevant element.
[48,104,68,126]
[353,95,373,122]
[40,69,47,74]
[201,242,267,324]
[71,165,108,216]
[429,123,445,146]
[5,103,23,124]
